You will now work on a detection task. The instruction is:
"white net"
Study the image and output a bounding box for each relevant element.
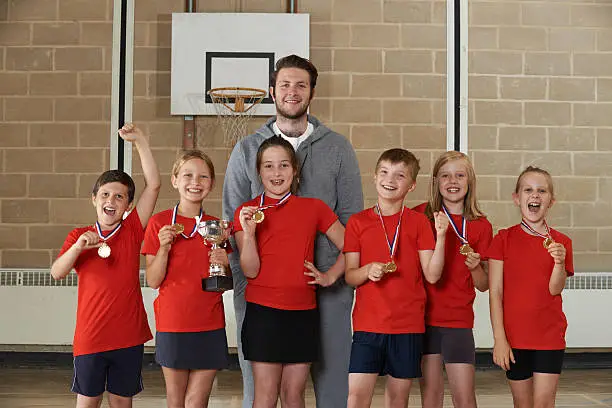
[208,87,267,147]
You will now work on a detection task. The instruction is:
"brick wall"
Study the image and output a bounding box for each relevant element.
[468,0,612,271]
[1,0,610,271]
[1,0,112,267]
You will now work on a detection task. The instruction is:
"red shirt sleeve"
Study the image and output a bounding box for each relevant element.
[343,215,361,253]
[58,228,81,258]
[474,218,493,255]
[233,204,245,234]
[141,214,162,256]
[416,213,435,250]
[559,234,574,277]
[484,228,507,261]
[315,199,338,233]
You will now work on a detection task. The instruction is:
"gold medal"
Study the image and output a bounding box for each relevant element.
[98,242,111,258]
[543,237,555,249]
[172,223,184,234]
[252,210,265,224]
[459,243,473,256]
[384,261,397,273]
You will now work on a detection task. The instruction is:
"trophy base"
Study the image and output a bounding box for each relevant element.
[202,276,233,292]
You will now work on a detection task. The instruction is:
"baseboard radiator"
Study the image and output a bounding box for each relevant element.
[0,270,611,350]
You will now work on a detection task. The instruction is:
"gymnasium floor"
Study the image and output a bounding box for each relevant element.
[0,367,610,407]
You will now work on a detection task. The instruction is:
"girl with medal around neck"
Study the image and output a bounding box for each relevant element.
[486,166,573,408]
[51,123,160,408]
[234,136,345,408]
[141,150,230,408]
[413,151,492,408]
[344,149,448,408]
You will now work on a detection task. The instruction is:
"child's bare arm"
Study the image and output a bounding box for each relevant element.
[305,221,346,287]
[489,259,514,371]
[145,225,176,289]
[345,252,385,287]
[466,253,489,292]
[548,242,568,296]
[118,123,161,228]
[235,230,260,279]
[51,231,101,280]
[420,211,448,284]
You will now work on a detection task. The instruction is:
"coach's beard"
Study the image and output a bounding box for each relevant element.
[275,100,310,124]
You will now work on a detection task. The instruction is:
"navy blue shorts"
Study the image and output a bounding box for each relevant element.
[156,329,229,370]
[72,344,144,398]
[506,349,565,381]
[349,331,423,379]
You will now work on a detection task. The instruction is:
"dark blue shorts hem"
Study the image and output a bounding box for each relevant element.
[71,344,144,398]
[349,331,423,379]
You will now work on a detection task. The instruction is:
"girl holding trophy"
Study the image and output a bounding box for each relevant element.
[142,150,230,407]
[234,136,345,408]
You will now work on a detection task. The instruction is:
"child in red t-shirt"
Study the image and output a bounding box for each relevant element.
[413,151,492,408]
[233,136,345,408]
[486,166,573,406]
[51,123,160,407]
[141,150,230,407]
[344,148,449,408]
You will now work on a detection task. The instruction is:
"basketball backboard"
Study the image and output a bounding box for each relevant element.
[171,13,310,116]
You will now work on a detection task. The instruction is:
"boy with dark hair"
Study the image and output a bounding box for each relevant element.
[51,123,160,408]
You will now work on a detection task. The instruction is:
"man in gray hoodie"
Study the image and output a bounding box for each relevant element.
[222,54,363,408]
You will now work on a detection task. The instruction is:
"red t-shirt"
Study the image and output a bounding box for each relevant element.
[485,224,574,349]
[413,202,493,328]
[233,195,338,310]
[141,209,226,332]
[344,207,436,334]
[58,210,152,356]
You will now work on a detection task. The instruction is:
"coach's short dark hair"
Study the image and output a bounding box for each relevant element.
[92,170,136,203]
[269,54,318,91]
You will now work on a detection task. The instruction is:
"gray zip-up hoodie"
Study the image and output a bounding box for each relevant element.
[222,115,364,278]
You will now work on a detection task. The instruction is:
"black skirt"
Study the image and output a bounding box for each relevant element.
[241,302,319,364]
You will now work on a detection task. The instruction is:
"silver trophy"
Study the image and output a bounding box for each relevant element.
[198,219,233,292]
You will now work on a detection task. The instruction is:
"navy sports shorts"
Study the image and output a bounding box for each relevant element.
[72,344,144,398]
[349,331,423,379]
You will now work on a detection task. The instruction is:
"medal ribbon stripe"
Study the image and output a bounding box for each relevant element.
[375,203,404,262]
[172,204,203,239]
[520,219,551,240]
[95,221,122,242]
[520,219,554,248]
[257,192,292,212]
[441,204,468,245]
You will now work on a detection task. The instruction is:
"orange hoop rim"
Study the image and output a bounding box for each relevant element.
[207,87,267,98]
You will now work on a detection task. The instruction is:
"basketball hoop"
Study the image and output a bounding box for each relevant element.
[208,87,267,147]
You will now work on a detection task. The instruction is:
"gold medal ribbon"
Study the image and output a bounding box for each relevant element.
[520,219,554,248]
[172,204,202,239]
[253,192,292,219]
[375,203,404,272]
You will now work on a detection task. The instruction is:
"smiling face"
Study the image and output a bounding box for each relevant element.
[271,67,313,120]
[374,160,416,203]
[258,145,297,199]
[92,182,131,229]
[513,171,555,224]
[171,158,213,205]
[437,159,470,207]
